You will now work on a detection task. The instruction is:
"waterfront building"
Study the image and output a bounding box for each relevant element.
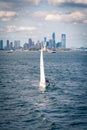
[56,42,62,48]
[28,38,34,49]
[10,42,14,50]
[29,38,32,48]
[43,37,47,51]
[6,40,10,50]
[14,40,20,49]
[52,32,56,49]
[35,40,41,49]
[23,43,29,50]
[61,34,66,48]
[48,39,53,49]
[46,41,49,48]
[0,40,3,50]
[44,37,47,46]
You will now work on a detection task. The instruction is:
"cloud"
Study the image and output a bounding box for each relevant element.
[0,11,16,17]
[0,11,17,21]
[47,0,66,5]
[0,1,11,9]
[26,0,41,5]
[72,0,87,4]
[33,10,87,24]
[47,0,87,6]
[34,11,48,18]
[7,26,37,32]
[1,18,11,22]
[0,27,4,32]
[0,0,41,10]
[45,11,85,23]
[83,20,87,24]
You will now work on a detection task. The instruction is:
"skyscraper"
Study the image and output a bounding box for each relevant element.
[0,40,3,50]
[28,38,33,49]
[10,42,13,50]
[48,39,53,49]
[61,34,66,48]
[44,37,47,46]
[6,40,10,50]
[43,37,47,51]
[14,40,20,49]
[52,32,55,49]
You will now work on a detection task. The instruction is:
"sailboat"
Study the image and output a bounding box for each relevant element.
[39,49,46,91]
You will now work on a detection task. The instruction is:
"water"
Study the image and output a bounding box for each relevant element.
[0,51,87,130]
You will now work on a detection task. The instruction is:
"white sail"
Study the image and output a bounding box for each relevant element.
[39,49,46,91]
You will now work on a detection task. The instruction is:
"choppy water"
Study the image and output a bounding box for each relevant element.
[0,51,87,130]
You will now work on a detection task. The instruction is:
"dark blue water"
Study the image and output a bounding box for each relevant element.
[0,51,87,130]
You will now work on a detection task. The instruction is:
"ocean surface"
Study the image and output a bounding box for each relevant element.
[0,51,87,130]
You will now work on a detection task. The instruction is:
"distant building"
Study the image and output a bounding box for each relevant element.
[28,38,34,49]
[6,40,10,50]
[61,34,66,48]
[14,40,20,49]
[56,42,62,48]
[35,40,41,49]
[29,38,32,45]
[23,43,29,50]
[42,37,47,51]
[10,42,14,50]
[52,32,56,49]
[0,40,3,50]
[44,37,47,46]
[48,39,53,49]
[46,41,49,47]
[28,38,32,49]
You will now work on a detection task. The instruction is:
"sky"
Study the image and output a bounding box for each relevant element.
[0,0,87,48]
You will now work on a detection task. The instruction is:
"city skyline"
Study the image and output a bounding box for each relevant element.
[0,33,66,50]
[0,0,87,48]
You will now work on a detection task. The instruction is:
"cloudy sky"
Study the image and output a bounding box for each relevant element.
[0,0,87,48]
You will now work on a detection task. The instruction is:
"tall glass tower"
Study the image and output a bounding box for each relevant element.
[6,40,10,50]
[61,34,66,48]
[44,37,47,46]
[0,40,3,50]
[52,32,55,49]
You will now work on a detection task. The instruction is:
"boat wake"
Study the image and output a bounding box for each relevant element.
[39,50,46,91]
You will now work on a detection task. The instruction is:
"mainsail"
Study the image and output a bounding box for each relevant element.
[39,49,46,91]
